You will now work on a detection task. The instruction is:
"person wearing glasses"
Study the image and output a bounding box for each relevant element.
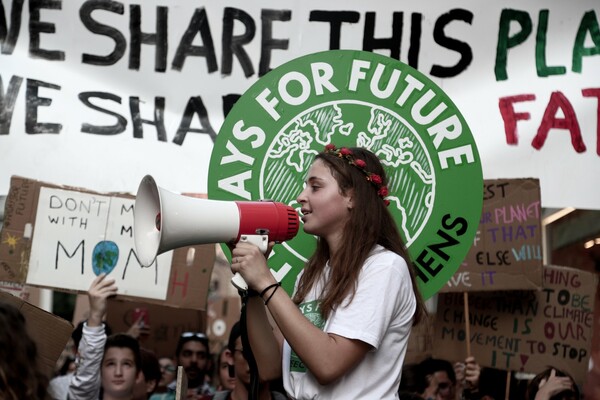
[213,321,287,400]
[149,357,177,396]
[230,146,427,399]
[152,332,214,399]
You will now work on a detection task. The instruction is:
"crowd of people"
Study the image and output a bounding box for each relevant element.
[0,288,583,400]
[0,146,588,399]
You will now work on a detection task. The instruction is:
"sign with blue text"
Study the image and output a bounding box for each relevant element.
[441,178,543,292]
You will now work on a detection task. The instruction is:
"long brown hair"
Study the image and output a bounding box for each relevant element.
[0,300,49,400]
[292,147,427,325]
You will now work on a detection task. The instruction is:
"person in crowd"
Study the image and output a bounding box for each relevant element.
[418,356,481,400]
[53,338,76,377]
[231,145,427,399]
[49,320,115,399]
[453,356,481,399]
[213,321,286,400]
[65,274,147,400]
[525,367,579,400]
[215,346,236,392]
[50,305,150,400]
[149,357,178,397]
[101,333,144,400]
[419,358,456,400]
[0,299,49,400]
[152,332,214,399]
[134,348,162,399]
[67,273,118,399]
[49,350,77,399]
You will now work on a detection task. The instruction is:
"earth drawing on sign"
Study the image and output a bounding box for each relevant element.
[261,101,433,258]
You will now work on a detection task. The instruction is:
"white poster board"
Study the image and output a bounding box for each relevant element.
[26,187,171,299]
[0,0,599,209]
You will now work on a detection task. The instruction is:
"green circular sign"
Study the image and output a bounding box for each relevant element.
[208,50,482,300]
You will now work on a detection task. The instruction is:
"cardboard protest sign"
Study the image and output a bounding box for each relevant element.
[0,280,41,306]
[0,176,37,283]
[441,179,542,292]
[107,298,206,359]
[0,290,73,376]
[208,50,483,299]
[433,265,597,386]
[0,176,215,309]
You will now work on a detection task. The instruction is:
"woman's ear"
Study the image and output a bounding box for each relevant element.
[345,189,354,210]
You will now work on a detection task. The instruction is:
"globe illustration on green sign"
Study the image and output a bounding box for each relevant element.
[260,101,434,262]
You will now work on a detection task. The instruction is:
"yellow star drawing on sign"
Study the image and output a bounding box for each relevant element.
[2,233,19,251]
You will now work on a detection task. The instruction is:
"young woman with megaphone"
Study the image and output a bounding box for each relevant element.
[230,145,427,400]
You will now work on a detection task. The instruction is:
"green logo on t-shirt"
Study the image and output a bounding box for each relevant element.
[290,300,325,372]
[208,50,483,299]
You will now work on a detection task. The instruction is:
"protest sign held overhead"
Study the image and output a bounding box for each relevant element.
[0,176,215,309]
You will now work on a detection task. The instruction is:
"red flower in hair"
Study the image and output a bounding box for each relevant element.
[354,159,366,168]
[370,174,382,185]
[323,144,389,205]
[384,199,391,207]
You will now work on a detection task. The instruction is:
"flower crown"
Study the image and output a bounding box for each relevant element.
[323,144,390,206]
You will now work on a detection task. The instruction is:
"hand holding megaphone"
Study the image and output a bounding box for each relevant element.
[133,175,299,291]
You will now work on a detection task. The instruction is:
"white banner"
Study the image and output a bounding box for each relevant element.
[0,0,598,209]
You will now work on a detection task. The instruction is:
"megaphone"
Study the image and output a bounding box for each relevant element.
[133,175,300,291]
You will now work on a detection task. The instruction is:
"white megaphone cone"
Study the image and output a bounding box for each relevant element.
[133,175,299,291]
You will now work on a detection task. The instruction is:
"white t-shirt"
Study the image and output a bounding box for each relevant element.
[282,245,416,400]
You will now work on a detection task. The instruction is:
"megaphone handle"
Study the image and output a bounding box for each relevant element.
[231,273,248,291]
[231,234,269,291]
